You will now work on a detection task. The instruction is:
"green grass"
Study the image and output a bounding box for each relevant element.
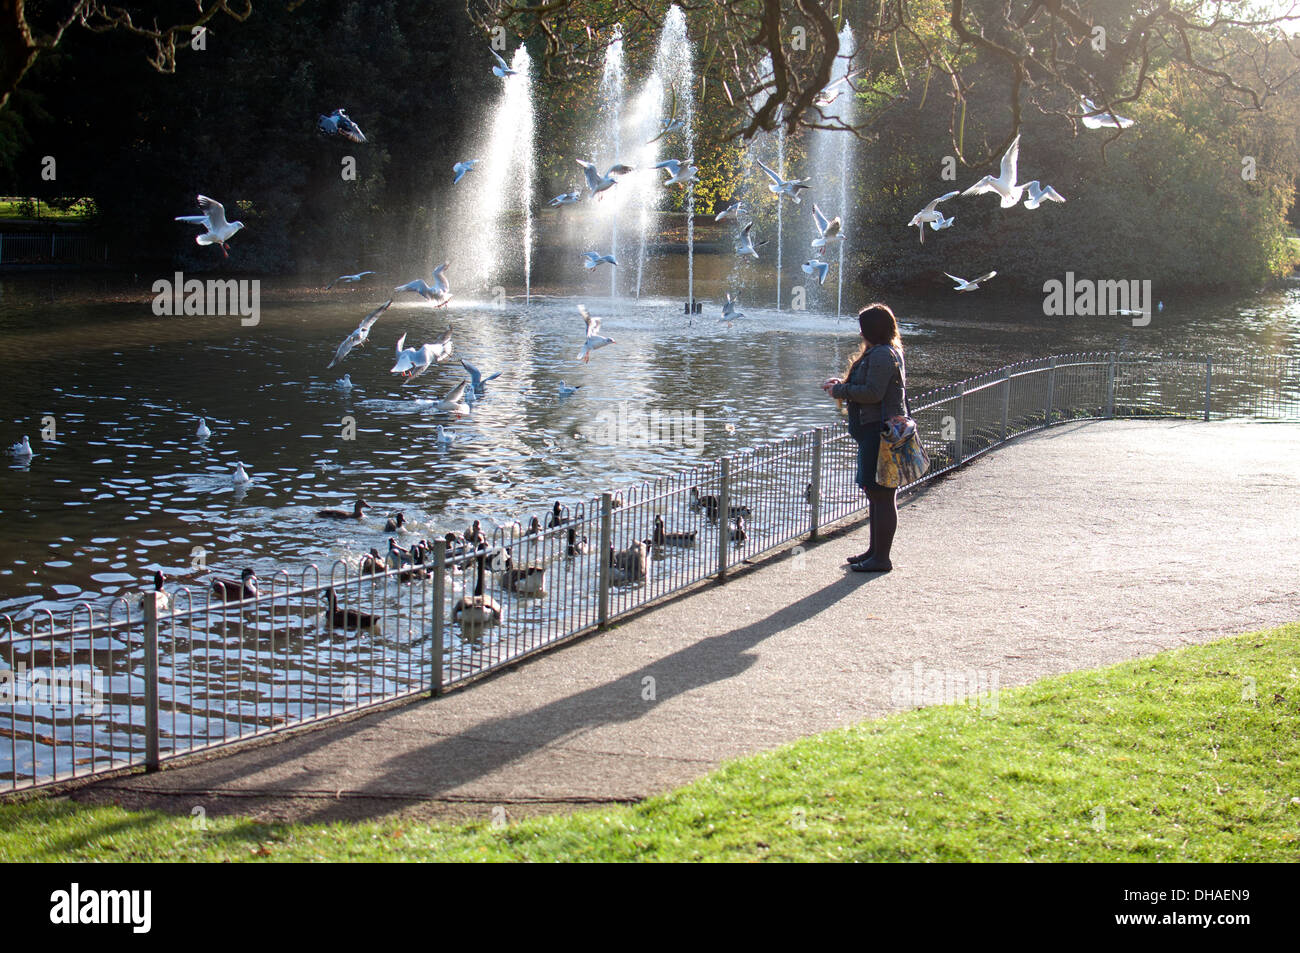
[3,623,1299,862]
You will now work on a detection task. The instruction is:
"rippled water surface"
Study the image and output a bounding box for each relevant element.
[2,272,1298,617]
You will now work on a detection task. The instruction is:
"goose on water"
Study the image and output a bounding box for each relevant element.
[453,552,503,644]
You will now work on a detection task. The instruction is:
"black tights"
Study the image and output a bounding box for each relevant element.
[866,488,898,561]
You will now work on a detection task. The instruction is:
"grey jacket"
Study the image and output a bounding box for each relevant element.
[832,345,907,435]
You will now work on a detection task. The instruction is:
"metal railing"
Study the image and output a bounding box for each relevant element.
[2,351,1297,793]
[0,232,108,266]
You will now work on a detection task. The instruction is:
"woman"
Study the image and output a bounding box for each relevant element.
[821,303,907,573]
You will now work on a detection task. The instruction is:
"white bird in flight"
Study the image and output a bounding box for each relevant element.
[755,158,811,203]
[453,160,479,184]
[327,299,392,368]
[577,159,634,198]
[175,195,244,258]
[325,271,375,290]
[1080,97,1135,130]
[945,271,997,293]
[391,327,453,380]
[1022,181,1066,209]
[962,135,1024,208]
[394,262,451,305]
[317,109,366,143]
[576,305,615,363]
[810,204,842,249]
[715,200,748,223]
[490,49,517,78]
[653,159,698,188]
[802,259,830,285]
[721,294,745,326]
[459,358,502,392]
[908,191,959,243]
[929,213,956,234]
[432,379,472,416]
[548,190,582,207]
[736,221,768,259]
[648,86,684,144]
[582,252,617,270]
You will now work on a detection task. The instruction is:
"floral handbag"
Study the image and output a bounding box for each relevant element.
[875,349,930,488]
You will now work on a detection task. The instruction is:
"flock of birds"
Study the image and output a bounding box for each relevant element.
[8,47,1144,644]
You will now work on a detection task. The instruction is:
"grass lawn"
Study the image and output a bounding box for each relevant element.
[2,622,1297,862]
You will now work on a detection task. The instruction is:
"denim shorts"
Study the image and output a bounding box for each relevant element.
[854,425,888,491]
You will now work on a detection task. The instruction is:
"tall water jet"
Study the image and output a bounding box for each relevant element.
[628,73,666,298]
[776,105,785,312]
[597,31,625,299]
[805,24,857,317]
[451,45,536,299]
[654,5,696,305]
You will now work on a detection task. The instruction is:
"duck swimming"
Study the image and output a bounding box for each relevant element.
[453,552,502,644]
[609,539,649,585]
[384,511,406,532]
[359,547,384,574]
[319,498,368,519]
[653,514,697,548]
[729,516,748,543]
[566,526,590,557]
[524,516,543,537]
[211,567,258,601]
[494,548,547,596]
[130,570,172,612]
[546,501,567,528]
[321,587,381,631]
[689,485,752,523]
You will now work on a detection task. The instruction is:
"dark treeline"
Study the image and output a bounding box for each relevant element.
[0,0,485,277]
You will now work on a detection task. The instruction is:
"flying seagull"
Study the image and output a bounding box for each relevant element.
[577,159,633,199]
[175,195,244,258]
[647,85,684,144]
[810,204,842,249]
[453,160,479,184]
[1080,96,1135,130]
[736,221,768,259]
[928,213,956,234]
[1022,181,1066,209]
[460,358,502,392]
[576,305,615,363]
[317,108,366,143]
[582,252,617,270]
[721,293,745,326]
[653,159,698,188]
[548,190,582,207]
[908,191,960,243]
[962,135,1024,208]
[490,48,517,78]
[802,259,830,285]
[394,262,451,305]
[391,327,453,380]
[327,299,392,368]
[945,271,997,293]
[325,271,375,290]
[755,158,811,203]
[715,200,748,223]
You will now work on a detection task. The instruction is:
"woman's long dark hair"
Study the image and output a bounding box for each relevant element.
[843,303,903,380]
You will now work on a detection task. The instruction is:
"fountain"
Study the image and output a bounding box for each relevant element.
[451,45,535,301]
[805,24,857,317]
[653,5,697,308]
[596,31,625,299]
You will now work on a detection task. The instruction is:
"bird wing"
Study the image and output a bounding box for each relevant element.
[577,160,600,191]
[741,221,753,240]
[358,299,392,332]
[652,159,680,174]
[755,158,783,186]
[961,177,995,197]
[812,204,829,233]
[1041,185,1065,203]
[175,215,208,224]
[926,190,961,212]
[972,271,997,284]
[605,164,633,177]
[196,195,229,229]
[1000,135,1021,185]
[943,273,966,286]
[431,263,450,295]
[491,49,509,69]
[444,379,469,403]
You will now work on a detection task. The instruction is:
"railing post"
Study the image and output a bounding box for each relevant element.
[141,594,161,771]
[1045,357,1058,426]
[809,429,823,538]
[954,390,966,464]
[717,457,731,579]
[597,492,613,627]
[1204,356,1213,421]
[1000,369,1011,440]
[1105,352,1117,419]
[430,538,446,696]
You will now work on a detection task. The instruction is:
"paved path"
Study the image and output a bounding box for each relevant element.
[74,420,1300,824]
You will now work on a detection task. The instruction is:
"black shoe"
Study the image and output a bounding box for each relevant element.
[850,556,892,573]
[845,550,873,566]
